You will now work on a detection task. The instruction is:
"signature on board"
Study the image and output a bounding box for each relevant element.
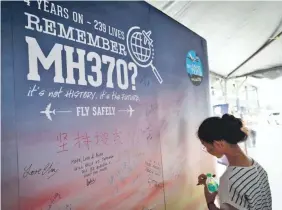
[23,162,59,179]
[86,177,96,186]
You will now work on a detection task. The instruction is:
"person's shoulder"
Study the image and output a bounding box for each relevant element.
[227,159,264,176]
[224,162,255,184]
[219,167,232,182]
[220,159,268,188]
[254,160,268,173]
[227,160,270,189]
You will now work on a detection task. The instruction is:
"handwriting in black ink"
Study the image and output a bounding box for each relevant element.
[47,193,61,210]
[86,178,96,186]
[140,75,151,87]
[23,162,59,179]
[146,103,158,117]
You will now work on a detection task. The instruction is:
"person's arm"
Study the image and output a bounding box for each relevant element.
[207,202,219,210]
[207,202,238,210]
[197,174,238,210]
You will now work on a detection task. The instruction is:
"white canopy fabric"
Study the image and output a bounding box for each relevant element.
[147,1,282,79]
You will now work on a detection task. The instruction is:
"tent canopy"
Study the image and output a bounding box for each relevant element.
[147,1,282,80]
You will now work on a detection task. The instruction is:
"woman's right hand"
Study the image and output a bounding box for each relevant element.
[197,173,218,204]
[197,173,216,186]
[197,174,207,186]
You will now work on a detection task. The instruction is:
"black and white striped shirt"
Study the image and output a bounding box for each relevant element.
[218,160,272,210]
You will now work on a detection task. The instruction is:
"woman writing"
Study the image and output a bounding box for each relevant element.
[197,114,272,210]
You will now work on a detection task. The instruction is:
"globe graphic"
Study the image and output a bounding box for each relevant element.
[130,31,152,63]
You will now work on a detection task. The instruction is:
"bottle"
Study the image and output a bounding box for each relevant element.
[206,173,219,193]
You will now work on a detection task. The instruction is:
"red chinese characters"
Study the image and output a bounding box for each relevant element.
[56,132,68,153]
[74,132,91,150]
[112,129,122,144]
[95,132,109,145]
[56,129,123,152]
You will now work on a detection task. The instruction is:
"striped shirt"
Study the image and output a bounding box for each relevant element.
[218,160,272,210]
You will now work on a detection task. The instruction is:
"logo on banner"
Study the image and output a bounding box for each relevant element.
[186,50,203,86]
[127,26,163,84]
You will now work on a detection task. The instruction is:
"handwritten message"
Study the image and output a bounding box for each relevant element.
[28,192,72,210]
[47,193,61,210]
[71,152,114,187]
[140,125,160,146]
[108,161,140,195]
[107,149,146,194]
[145,160,163,189]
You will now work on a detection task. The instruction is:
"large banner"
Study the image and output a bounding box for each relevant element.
[1,1,213,210]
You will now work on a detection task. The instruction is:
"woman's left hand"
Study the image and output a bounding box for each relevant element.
[204,184,218,203]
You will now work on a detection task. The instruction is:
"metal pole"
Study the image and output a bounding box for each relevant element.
[236,77,247,118]
[224,79,228,104]
[255,87,260,108]
[245,85,249,113]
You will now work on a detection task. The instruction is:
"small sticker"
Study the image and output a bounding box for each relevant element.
[186,50,203,86]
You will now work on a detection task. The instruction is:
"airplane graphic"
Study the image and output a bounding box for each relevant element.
[142,30,153,46]
[40,103,72,121]
[118,105,135,117]
[187,53,199,62]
